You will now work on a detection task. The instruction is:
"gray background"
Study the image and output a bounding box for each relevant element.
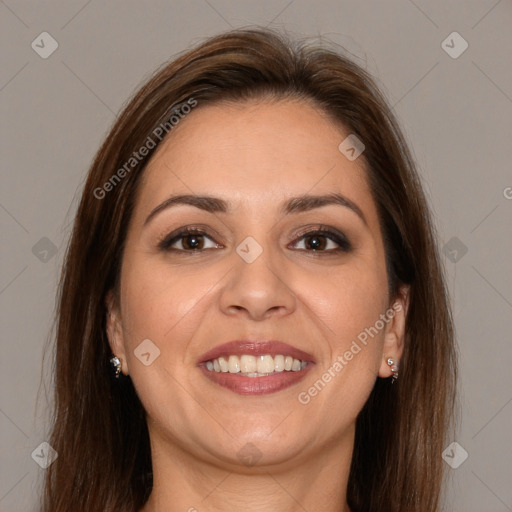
[1,1,511,511]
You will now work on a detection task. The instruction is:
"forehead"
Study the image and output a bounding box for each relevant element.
[136,98,375,218]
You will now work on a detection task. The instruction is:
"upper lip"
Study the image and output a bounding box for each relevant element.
[197,340,316,365]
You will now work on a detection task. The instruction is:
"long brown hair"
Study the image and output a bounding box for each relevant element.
[42,28,457,512]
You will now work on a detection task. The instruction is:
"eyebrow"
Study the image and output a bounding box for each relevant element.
[143,192,367,226]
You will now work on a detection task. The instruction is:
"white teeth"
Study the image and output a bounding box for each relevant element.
[274,354,285,372]
[228,355,240,373]
[240,355,257,373]
[205,354,308,375]
[257,355,275,373]
[291,358,301,371]
[218,356,229,372]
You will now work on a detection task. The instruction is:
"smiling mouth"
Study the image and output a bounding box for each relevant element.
[205,354,308,377]
[199,354,313,395]
[197,340,314,395]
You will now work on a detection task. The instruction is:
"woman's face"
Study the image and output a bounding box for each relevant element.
[107,98,407,470]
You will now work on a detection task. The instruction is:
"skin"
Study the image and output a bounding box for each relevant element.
[106,98,409,512]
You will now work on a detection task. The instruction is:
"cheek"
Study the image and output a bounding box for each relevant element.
[118,256,218,360]
[117,258,216,426]
[300,258,388,367]
[291,262,388,425]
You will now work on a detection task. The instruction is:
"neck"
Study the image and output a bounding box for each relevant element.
[140,424,355,512]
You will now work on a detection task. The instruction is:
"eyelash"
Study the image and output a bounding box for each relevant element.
[157,225,352,255]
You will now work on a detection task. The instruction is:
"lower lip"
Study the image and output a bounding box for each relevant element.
[199,364,314,395]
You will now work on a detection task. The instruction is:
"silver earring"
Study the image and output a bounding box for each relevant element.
[387,358,399,384]
[110,355,122,378]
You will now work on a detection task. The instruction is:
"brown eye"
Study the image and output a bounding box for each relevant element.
[303,234,328,250]
[181,233,204,250]
[291,228,352,253]
[158,228,220,252]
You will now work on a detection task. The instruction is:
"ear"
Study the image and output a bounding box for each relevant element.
[378,285,410,379]
[105,289,129,375]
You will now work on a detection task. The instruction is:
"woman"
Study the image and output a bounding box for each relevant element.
[42,28,457,511]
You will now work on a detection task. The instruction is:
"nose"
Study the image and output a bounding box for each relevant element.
[219,246,297,321]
